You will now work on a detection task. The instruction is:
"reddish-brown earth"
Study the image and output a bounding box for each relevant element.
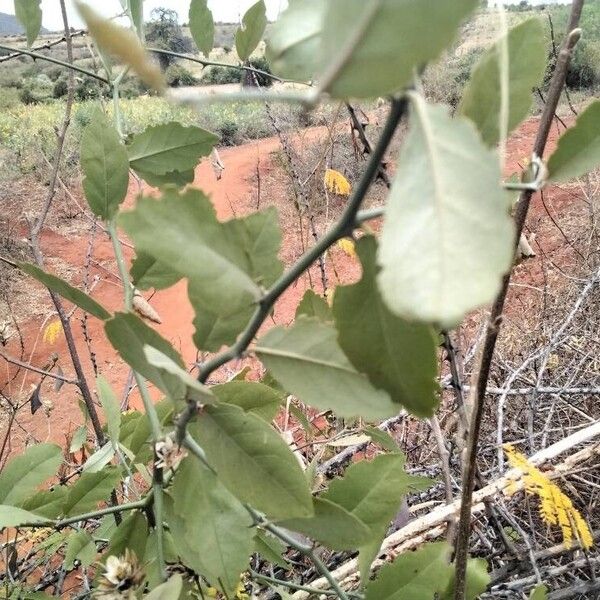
[0,112,586,452]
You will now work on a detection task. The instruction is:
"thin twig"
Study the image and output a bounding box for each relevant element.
[176,98,408,441]
[452,10,584,595]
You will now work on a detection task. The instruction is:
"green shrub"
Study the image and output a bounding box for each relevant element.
[0,87,20,109]
[19,75,54,104]
[566,40,600,89]
[165,63,199,87]
[201,65,242,85]
[53,76,68,99]
[246,56,274,88]
[216,119,240,145]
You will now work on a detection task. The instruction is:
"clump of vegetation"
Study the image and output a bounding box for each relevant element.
[165,63,198,87]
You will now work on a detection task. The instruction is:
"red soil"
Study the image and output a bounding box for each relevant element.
[0,113,584,452]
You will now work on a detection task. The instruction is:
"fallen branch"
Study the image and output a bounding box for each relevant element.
[289,420,600,598]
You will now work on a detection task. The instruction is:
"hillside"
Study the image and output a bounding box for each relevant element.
[0,11,47,35]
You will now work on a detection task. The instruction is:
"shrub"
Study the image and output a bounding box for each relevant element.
[246,56,274,88]
[165,63,199,87]
[0,87,20,109]
[566,40,600,89]
[216,119,240,146]
[201,64,242,85]
[19,75,53,104]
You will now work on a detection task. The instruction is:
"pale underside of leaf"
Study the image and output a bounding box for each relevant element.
[378,96,514,327]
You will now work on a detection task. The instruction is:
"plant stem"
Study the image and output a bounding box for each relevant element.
[247,507,351,600]
[250,570,362,599]
[175,97,407,441]
[109,220,165,580]
[147,47,292,84]
[452,7,584,598]
[108,220,134,309]
[0,43,109,84]
[19,497,149,529]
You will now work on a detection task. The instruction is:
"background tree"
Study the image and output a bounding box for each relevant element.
[146,7,192,70]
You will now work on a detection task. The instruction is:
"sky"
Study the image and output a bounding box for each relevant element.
[0,0,288,31]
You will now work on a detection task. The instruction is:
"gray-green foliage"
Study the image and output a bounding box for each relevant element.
[235,0,267,62]
[256,317,399,420]
[11,1,600,598]
[333,237,439,417]
[14,0,42,47]
[189,0,214,57]
[81,110,130,221]
[378,95,514,328]
[459,18,546,147]
[547,100,600,181]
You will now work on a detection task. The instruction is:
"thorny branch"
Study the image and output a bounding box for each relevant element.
[452,4,585,596]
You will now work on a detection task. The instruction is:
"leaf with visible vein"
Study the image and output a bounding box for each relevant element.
[256,317,398,421]
[334,236,439,417]
[459,18,546,147]
[127,122,218,176]
[189,404,313,520]
[378,96,514,327]
[548,100,600,182]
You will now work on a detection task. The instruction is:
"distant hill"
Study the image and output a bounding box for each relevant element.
[0,12,48,36]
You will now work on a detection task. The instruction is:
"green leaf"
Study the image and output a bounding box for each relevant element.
[70,425,88,453]
[105,511,148,560]
[266,0,324,81]
[0,443,62,506]
[62,467,121,516]
[144,530,178,588]
[145,574,183,600]
[362,426,399,452]
[14,0,42,46]
[97,376,121,445]
[236,0,267,62]
[134,168,195,189]
[168,456,254,597]
[365,542,453,600]
[296,289,331,322]
[129,0,144,39]
[256,317,398,421]
[80,110,130,221]
[76,1,164,90]
[127,122,218,176]
[254,531,291,570]
[120,190,282,352]
[211,381,283,422]
[548,100,600,182]
[22,487,67,519]
[18,263,110,321]
[130,253,182,291]
[64,530,96,570]
[279,497,372,550]
[378,95,514,328]
[104,312,185,400]
[82,442,115,473]
[530,585,548,600]
[189,403,313,520]
[333,236,439,417]
[143,346,214,405]
[0,506,46,527]
[189,0,214,57]
[318,0,477,98]
[441,558,490,600]
[190,206,284,351]
[323,454,431,581]
[459,18,546,148]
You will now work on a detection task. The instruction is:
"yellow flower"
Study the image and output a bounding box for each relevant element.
[324,169,351,196]
[504,444,593,549]
[43,319,62,345]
